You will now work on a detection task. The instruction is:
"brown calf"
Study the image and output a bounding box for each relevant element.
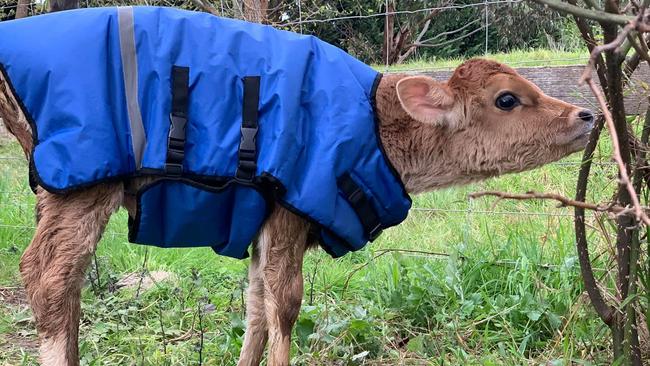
[0,58,593,366]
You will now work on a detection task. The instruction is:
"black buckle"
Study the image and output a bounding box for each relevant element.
[239,126,258,156]
[236,126,258,183]
[165,66,190,177]
[169,113,187,140]
[165,162,183,176]
[235,76,261,183]
[165,113,187,176]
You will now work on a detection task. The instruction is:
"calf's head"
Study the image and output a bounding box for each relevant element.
[376,58,594,193]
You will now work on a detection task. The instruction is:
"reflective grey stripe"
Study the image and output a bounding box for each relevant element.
[117,6,146,168]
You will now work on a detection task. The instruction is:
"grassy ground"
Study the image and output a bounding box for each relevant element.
[0,49,621,365]
[376,49,588,71]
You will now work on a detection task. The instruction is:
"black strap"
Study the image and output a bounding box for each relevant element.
[338,174,383,241]
[166,66,190,176]
[236,76,261,182]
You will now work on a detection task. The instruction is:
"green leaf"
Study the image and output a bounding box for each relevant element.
[295,317,315,345]
[406,335,426,354]
[527,310,542,321]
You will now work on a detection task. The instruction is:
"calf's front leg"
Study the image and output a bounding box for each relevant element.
[238,207,310,366]
[20,184,123,366]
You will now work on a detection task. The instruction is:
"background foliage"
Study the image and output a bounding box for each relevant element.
[0,0,585,63]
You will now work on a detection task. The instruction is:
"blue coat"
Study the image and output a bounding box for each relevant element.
[0,6,411,258]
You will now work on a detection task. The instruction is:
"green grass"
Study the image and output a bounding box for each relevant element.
[0,100,623,364]
[0,134,618,365]
[375,49,589,71]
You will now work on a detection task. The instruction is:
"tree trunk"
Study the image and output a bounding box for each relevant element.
[242,0,268,23]
[49,0,78,13]
[15,0,31,19]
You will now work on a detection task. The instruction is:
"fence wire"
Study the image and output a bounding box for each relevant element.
[276,0,522,26]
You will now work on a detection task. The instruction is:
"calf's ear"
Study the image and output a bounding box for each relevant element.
[396,76,456,127]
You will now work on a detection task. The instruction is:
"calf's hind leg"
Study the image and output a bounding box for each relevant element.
[20,183,123,366]
[237,207,310,366]
[263,208,310,366]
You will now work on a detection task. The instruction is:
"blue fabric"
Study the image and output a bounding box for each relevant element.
[0,6,411,258]
[132,181,269,258]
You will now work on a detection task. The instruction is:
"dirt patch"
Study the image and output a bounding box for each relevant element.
[1,331,38,353]
[0,286,27,308]
[116,270,173,292]
[0,334,38,365]
[0,286,37,364]
[0,118,10,140]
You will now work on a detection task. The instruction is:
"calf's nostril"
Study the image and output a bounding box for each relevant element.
[578,110,594,123]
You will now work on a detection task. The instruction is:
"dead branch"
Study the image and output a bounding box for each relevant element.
[633,33,650,64]
[580,10,650,83]
[580,21,638,83]
[529,0,634,24]
[584,78,650,226]
[563,0,620,327]
[575,9,650,228]
[192,0,220,16]
[468,190,650,221]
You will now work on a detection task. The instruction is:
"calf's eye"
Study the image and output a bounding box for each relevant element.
[495,93,520,111]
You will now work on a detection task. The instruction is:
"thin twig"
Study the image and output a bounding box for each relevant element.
[529,0,634,25]
[135,248,150,299]
[580,20,638,83]
[575,10,650,227]
[93,252,102,298]
[469,190,650,222]
[584,78,650,226]
[197,298,205,366]
[191,0,220,16]
[158,304,168,360]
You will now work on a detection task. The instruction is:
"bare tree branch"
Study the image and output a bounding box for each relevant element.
[529,0,634,24]
[580,20,638,83]
[192,0,221,16]
[468,190,648,219]
[585,79,650,225]
[397,18,432,63]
